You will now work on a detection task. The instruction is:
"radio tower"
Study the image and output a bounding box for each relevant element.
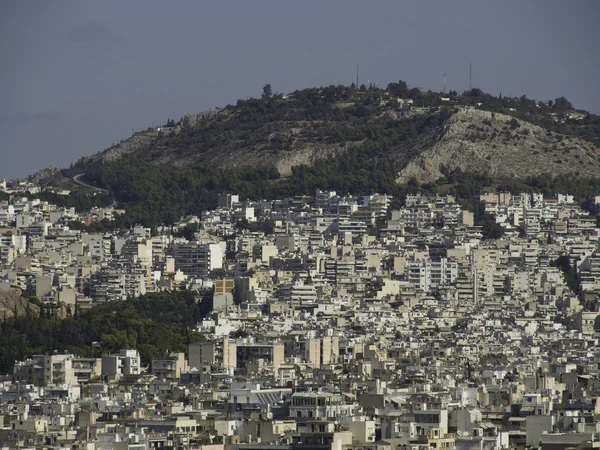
[356,62,359,88]
[469,62,472,90]
[443,69,447,94]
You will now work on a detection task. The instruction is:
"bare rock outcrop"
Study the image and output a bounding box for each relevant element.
[396,109,600,183]
[27,166,61,184]
[0,289,39,319]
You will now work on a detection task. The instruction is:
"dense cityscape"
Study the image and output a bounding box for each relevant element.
[5,1,600,449]
[1,178,600,450]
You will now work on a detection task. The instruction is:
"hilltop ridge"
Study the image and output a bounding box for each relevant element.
[63,85,600,180]
[27,83,600,226]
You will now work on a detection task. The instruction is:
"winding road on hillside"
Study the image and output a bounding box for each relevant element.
[72,173,109,194]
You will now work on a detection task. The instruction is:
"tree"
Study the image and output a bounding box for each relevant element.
[177,223,199,241]
[468,88,484,98]
[408,87,421,99]
[553,96,573,113]
[551,255,579,293]
[354,104,370,118]
[387,80,409,98]
[262,84,272,99]
[477,214,505,240]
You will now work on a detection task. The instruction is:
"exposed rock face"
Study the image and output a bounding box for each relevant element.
[179,110,221,131]
[274,143,345,177]
[27,166,61,184]
[78,110,223,168]
[396,109,600,183]
[0,289,39,319]
[79,133,155,166]
[75,107,352,177]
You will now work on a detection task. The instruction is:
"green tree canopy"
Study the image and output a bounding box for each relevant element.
[262,84,273,98]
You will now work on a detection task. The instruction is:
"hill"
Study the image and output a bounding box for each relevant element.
[31,84,600,226]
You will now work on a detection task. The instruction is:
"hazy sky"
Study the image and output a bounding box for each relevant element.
[1,1,599,179]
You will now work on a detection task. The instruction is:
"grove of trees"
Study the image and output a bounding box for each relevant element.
[0,291,211,373]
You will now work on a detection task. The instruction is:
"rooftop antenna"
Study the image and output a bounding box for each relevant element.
[469,62,472,90]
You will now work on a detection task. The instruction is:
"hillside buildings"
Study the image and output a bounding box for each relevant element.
[1,184,600,449]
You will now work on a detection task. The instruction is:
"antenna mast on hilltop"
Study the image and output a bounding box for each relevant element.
[469,62,472,90]
[443,69,447,94]
[356,62,359,88]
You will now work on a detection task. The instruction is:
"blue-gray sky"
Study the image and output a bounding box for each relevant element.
[1,0,599,179]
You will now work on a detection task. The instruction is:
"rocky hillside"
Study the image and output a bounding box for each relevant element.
[0,289,39,319]
[26,84,600,226]
[77,107,363,178]
[68,91,599,185]
[396,109,600,183]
